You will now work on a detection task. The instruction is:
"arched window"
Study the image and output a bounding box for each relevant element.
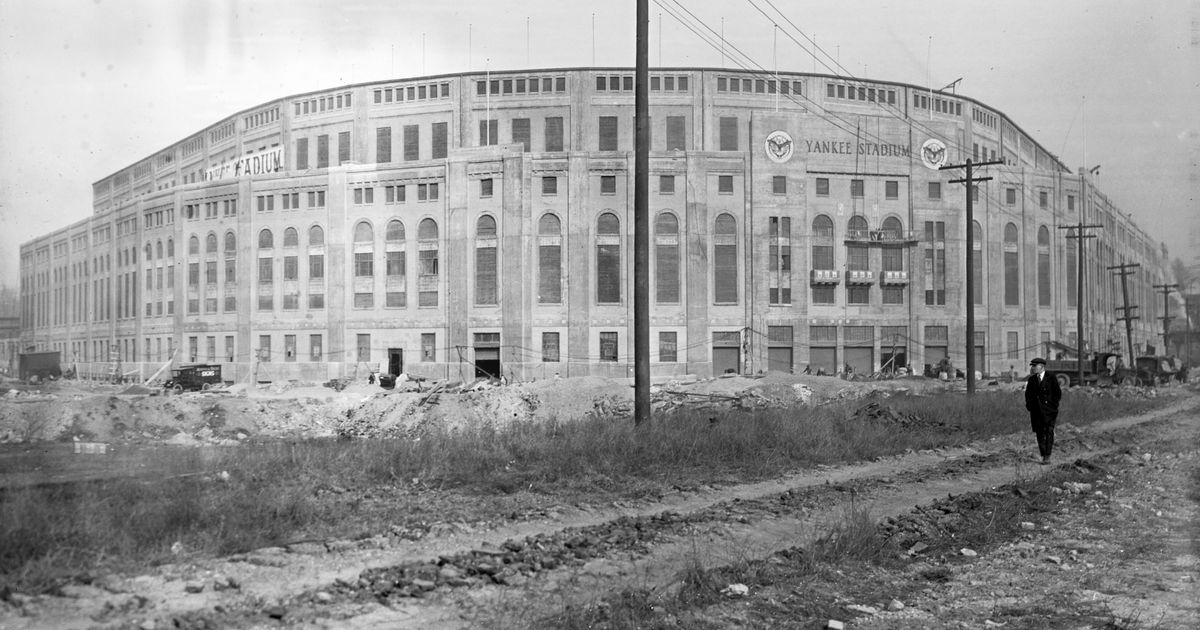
[308,225,325,246]
[972,220,984,305]
[224,232,236,255]
[354,221,373,244]
[258,229,274,285]
[144,243,152,261]
[882,217,904,273]
[156,240,163,259]
[1037,226,1051,307]
[418,218,439,306]
[475,215,498,305]
[283,227,298,247]
[167,238,175,257]
[596,212,621,304]
[537,213,562,304]
[188,235,200,255]
[258,229,274,249]
[223,232,237,285]
[386,219,405,243]
[846,216,868,272]
[811,215,834,271]
[206,233,218,254]
[1004,222,1020,306]
[655,212,680,303]
[713,213,738,303]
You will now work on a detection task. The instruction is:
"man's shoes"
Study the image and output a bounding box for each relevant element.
[1040,455,1051,465]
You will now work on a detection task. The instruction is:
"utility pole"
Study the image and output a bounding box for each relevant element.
[1109,263,1141,362]
[633,0,650,426]
[939,158,1003,394]
[1152,283,1177,354]
[1057,222,1102,384]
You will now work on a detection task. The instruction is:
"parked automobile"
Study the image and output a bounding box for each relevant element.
[163,364,223,393]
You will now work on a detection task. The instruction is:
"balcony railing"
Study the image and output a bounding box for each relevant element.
[880,270,910,285]
[846,270,876,285]
[810,269,840,285]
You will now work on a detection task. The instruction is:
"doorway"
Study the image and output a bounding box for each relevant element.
[387,348,403,376]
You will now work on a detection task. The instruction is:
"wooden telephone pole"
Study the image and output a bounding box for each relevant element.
[1109,263,1141,361]
[939,158,1003,394]
[1152,283,1177,354]
[1058,223,1102,383]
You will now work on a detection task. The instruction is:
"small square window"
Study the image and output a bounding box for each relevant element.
[542,176,558,195]
[660,175,675,194]
[481,178,493,198]
[718,175,733,194]
[772,176,786,195]
[600,175,616,194]
[928,182,942,200]
[1006,187,1017,205]
[851,179,864,198]
[816,178,830,197]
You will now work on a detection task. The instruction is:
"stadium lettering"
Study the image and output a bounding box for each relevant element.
[803,139,911,158]
[204,146,285,181]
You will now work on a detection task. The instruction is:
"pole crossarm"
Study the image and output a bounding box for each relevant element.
[937,158,1003,395]
[1058,222,1104,382]
[1108,263,1141,359]
[1152,283,1178,353]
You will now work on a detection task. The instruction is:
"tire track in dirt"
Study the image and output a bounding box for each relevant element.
[4,393,1194,629]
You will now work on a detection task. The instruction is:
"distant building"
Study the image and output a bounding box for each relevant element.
[19,67,1171,382]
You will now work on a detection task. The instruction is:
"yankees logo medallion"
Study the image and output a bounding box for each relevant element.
[764,130,794,163]
[921,138,948,170]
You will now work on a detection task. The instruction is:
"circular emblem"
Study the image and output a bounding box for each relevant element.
[764,130,794,164]
[921,138,948,170]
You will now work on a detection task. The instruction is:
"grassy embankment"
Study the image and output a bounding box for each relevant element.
[0,389,1161,593]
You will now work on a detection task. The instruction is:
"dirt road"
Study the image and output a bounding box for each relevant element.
[4,389,1196,629]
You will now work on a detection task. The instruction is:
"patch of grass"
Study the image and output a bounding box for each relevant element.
[0,391,1161,594]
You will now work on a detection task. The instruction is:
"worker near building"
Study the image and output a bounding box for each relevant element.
[1024,357,1063,464]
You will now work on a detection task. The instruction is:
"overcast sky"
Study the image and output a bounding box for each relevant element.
[1,0,1197,287]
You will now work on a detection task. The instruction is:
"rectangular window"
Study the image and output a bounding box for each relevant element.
[512,118,531,152]
[284,335,296,362]
[659,175,675,194]
[665,115,686,150]
[403,125,419,161]
[354,292,373,308]
[317,134,329,168]
[258,335,271,362]
[542,332,560,362]
[600,175,616,194]
[718,175,733,193]
[772,176,786,195]
[475,246,497,305]
[479,119,498,146]
[376,127,392,163]
[599,332,618,362]
[337,131,350,165]
[847,286,870,304]
[431,122,448,159]
[283,256,297,280]
[1005,251,1020,306]
[385,291,406,308]
[308,293,324,309]
[421,333,436,362]
[539,242,561,303]
[656,331,679,362]
[598,116,618,151]
[545,117,564,151]
[928,182,942,200]
[356,334,370,362]
[1007,331,1019,360]
[851,179,864,198]
[885,180,898,200]
[882,287,904,304]
[1067,195,1075,211]
[309,254,324,279]
[542,176,558,195]
[354,252,374,277]
[296,137,309,170]
[816,178,830,196]
[719,117,738,151]
[309,334,322,361]
[480,178,494,197]
[1039,191,1048,209]
[1006,187,1017,205]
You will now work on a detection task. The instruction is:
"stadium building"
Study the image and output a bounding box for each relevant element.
[18,67,1172,383]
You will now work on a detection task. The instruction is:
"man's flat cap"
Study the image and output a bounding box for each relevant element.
[1030,357,1046,366]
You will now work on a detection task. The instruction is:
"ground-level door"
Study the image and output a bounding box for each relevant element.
[880,326,908,374]
[844,325,874,376]
[712,331,741,375]
[767,326,794,373]
[387,348,403,376]
[474,332,501,379]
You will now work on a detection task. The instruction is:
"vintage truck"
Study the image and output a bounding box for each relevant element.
[1042,342,1126,389]
[18,350,62,382]
[162,364,223,393]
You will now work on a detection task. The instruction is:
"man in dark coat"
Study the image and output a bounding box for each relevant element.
[1024,357,1063,464]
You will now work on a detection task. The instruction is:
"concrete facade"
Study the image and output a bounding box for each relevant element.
[19,68,1171,383]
